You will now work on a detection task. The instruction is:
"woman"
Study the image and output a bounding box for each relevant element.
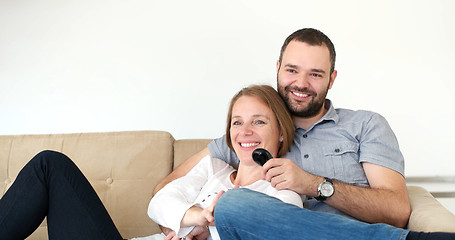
[143,85,302,240]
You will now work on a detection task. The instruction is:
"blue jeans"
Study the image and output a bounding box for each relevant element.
[214,188,409,240]
[0,150,123,240]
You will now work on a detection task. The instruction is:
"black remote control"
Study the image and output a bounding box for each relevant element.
[252,148,273,166]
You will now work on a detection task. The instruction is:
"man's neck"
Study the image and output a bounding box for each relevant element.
[293,102,329,131]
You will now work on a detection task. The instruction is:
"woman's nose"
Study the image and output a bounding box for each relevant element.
[240,125,253,135]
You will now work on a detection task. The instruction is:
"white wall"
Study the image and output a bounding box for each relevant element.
[1,0,454,177]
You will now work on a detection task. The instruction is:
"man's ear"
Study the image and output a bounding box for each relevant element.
[276,60,281,73]
[328,70,337,89]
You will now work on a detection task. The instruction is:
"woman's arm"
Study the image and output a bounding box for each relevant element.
[148,154,212,237]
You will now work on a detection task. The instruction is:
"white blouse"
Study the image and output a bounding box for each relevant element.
[147,155,303,240]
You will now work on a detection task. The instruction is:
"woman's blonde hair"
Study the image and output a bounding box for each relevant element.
[225,85,294,157]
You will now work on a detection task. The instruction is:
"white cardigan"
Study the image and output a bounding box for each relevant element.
[147,155,303,240]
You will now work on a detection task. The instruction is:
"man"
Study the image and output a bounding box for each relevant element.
[154,28,411,239]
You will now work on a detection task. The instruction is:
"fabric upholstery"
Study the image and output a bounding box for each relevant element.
[407,186,455,232]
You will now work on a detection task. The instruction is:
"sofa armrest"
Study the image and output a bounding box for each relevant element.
[407,186,455,232]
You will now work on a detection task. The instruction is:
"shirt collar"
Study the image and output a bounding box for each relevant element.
[295,99,339,132]
[320,99,339,123]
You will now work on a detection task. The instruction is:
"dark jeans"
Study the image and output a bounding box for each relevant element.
[0,150,123,240]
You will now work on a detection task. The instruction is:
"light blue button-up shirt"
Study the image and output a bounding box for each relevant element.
[208,100,404,217]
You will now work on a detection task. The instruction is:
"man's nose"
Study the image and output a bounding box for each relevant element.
[294,74,310,88]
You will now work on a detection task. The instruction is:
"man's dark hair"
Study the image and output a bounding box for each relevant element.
[279,28,336,74]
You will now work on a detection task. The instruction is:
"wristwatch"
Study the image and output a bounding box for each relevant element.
[315,177,334,201]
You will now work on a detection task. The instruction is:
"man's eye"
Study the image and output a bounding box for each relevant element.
[311,73,322,77]
[287,69,296,73]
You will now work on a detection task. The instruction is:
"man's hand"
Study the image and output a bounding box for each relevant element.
[262,158,320,196]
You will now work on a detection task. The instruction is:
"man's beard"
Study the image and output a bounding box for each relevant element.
[278,85,328,118]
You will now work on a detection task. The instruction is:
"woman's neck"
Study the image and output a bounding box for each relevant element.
[232,163,263,186]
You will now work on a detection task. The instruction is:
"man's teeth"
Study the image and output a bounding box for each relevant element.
[241,142,260,147]
[292,91,308,98]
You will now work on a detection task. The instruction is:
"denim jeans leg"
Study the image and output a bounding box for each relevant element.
[214,188,409,240]
[0,150,123,240]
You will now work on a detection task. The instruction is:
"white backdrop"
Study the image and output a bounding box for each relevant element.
[1,0,454,177]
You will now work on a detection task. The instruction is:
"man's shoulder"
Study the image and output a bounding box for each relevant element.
[334,108,385,123]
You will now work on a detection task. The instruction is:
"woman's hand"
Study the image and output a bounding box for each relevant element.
[183,226,210,240]
[181,190,225,227]
[163,230,179,240]
[201,190,225,226]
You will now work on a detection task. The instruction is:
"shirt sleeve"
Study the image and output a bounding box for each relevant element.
[147,155,213,238]
[207,135,240,168]
[358,112,405,176]
[271,190,304,208]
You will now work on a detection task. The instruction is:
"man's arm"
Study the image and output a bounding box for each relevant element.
[324,163,410,228]
[153,147,210,195]
[263,159,411,228]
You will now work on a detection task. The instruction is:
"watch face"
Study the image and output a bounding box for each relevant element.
[321,182,334,196]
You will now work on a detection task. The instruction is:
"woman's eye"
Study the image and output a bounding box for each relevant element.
[255,120,265,125]
[232,121,241,126]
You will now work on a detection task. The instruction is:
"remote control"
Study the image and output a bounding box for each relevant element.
[252,148,273,166]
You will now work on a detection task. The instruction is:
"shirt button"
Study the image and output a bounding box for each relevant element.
[335,148,340,153]
[303,134,308,138]
[304,154,309,158]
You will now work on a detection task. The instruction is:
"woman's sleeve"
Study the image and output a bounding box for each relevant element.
[273,190,304,208]
[147,155,213,238]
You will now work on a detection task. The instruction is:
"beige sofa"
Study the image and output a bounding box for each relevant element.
[1,131,454,239]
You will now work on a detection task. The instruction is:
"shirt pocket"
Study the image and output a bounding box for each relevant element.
[323,142,359,157]
[322,142,367,185]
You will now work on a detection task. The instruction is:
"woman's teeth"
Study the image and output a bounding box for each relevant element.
[240,142,260,147]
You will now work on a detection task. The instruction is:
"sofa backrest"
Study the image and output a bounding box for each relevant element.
[0,131,177,239]
[173,139,213,170]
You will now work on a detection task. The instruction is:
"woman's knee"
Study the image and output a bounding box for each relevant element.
[31,150,75,169]
[215,189,263,219]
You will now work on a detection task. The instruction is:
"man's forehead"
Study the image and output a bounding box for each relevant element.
[282,41,331,69]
